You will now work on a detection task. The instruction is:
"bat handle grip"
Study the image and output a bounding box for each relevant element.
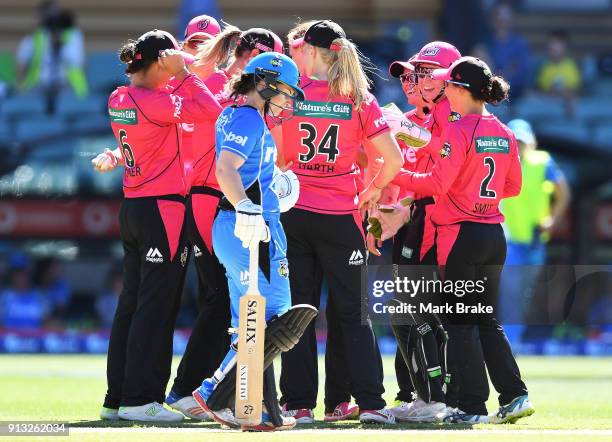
[248,241,260,295]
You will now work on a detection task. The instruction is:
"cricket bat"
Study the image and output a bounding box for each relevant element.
[235,241,266,425]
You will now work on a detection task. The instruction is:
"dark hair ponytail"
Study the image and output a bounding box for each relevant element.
[118,40,155,74]
[228,73,271,114]
[481,75,510,104]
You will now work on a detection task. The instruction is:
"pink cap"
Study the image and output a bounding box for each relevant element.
[389,53,417,78]
[411,41,461,68]
[272,31,285,54]
[184,15,221,41]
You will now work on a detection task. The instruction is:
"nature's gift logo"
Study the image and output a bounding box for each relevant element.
[109,108,138,125]
[475,136,510,154]
[293,100,352,119]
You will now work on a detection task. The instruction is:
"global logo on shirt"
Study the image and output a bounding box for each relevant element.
[226,132,249,146]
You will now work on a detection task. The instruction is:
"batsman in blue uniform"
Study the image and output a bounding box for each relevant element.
[192,52,317,432]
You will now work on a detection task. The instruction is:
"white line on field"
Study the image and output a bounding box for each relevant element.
[70,428,612,435]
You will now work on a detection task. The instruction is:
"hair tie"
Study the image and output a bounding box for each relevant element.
[329,42,342,52]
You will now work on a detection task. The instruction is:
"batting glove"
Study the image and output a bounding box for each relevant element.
[234,199,270,248]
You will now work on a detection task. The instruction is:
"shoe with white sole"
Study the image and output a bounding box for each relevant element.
[118,402,184,422]
[192,388,239,428]
[390,398,447,422]
[324,402,359,422]
[435,407,490,424]
[166,394,212,421]
[359,408,396,424]
[100,407,118,421]
[241,409,296,432]
[281,405,315,424]
[489,395,535,424]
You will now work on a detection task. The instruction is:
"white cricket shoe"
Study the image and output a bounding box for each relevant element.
[118,402,184,422]
[359,408,396,424]
[489,395,535,424]
[168,395,212,421]
[100,407,118,421]
[281,404,315,424]
[390,398,447,422]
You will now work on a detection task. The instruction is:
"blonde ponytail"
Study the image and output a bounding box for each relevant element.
[196,23,241,67]
[318,38,372,110]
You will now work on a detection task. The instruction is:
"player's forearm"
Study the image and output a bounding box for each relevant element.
[392,169,443,196]
[216,164,248,207]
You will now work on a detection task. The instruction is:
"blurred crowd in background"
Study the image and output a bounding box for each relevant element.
[0,0,610,353]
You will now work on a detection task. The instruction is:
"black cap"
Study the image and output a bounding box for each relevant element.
[298,20,345,50]
[238,28,284,54]
[433,56,492,95]
[134,29,179,61]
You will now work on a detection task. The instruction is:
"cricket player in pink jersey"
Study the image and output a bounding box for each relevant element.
[392,56,534,424]
[388,41,461,266]
[278,20,403,425]
[196,26,284,104]
[164,21,287,420]
[93,29,221,423]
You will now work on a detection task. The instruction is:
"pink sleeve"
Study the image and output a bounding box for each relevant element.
[504,136,522,198]
[361,94,391,140]
[392,125,467,196]
[147,74,222,124]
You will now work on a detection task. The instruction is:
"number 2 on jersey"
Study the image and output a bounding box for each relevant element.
[480,156,496,198]
[298,123,340,163]
[118,129,135,168]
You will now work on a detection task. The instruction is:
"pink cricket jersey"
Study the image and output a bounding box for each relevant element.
[281,78,390,214]
[392,114,522,225]
[108,73,222,198]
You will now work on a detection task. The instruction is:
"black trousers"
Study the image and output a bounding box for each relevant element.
[170,188,231,398]
[391,199,441,403]
[104,196,189,408]
[442,222,528,414]
[279,209,385,411]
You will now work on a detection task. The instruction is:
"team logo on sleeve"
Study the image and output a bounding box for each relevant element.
[439,142,451,159]
[278,259,289,279]
[448,111,461,123]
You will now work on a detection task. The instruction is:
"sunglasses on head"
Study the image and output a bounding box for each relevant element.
[445,79,471,88]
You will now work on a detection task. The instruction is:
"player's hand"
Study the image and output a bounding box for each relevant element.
[366,232,382,256]
[159,49,187,76]
[378,203,411,241]
[91,149,118,173]
[234,199,271,248]
[358,184,382,220]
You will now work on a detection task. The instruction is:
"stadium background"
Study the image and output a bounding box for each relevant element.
[0,0,611,357]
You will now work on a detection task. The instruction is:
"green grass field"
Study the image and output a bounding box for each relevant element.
[0,355,610,441]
